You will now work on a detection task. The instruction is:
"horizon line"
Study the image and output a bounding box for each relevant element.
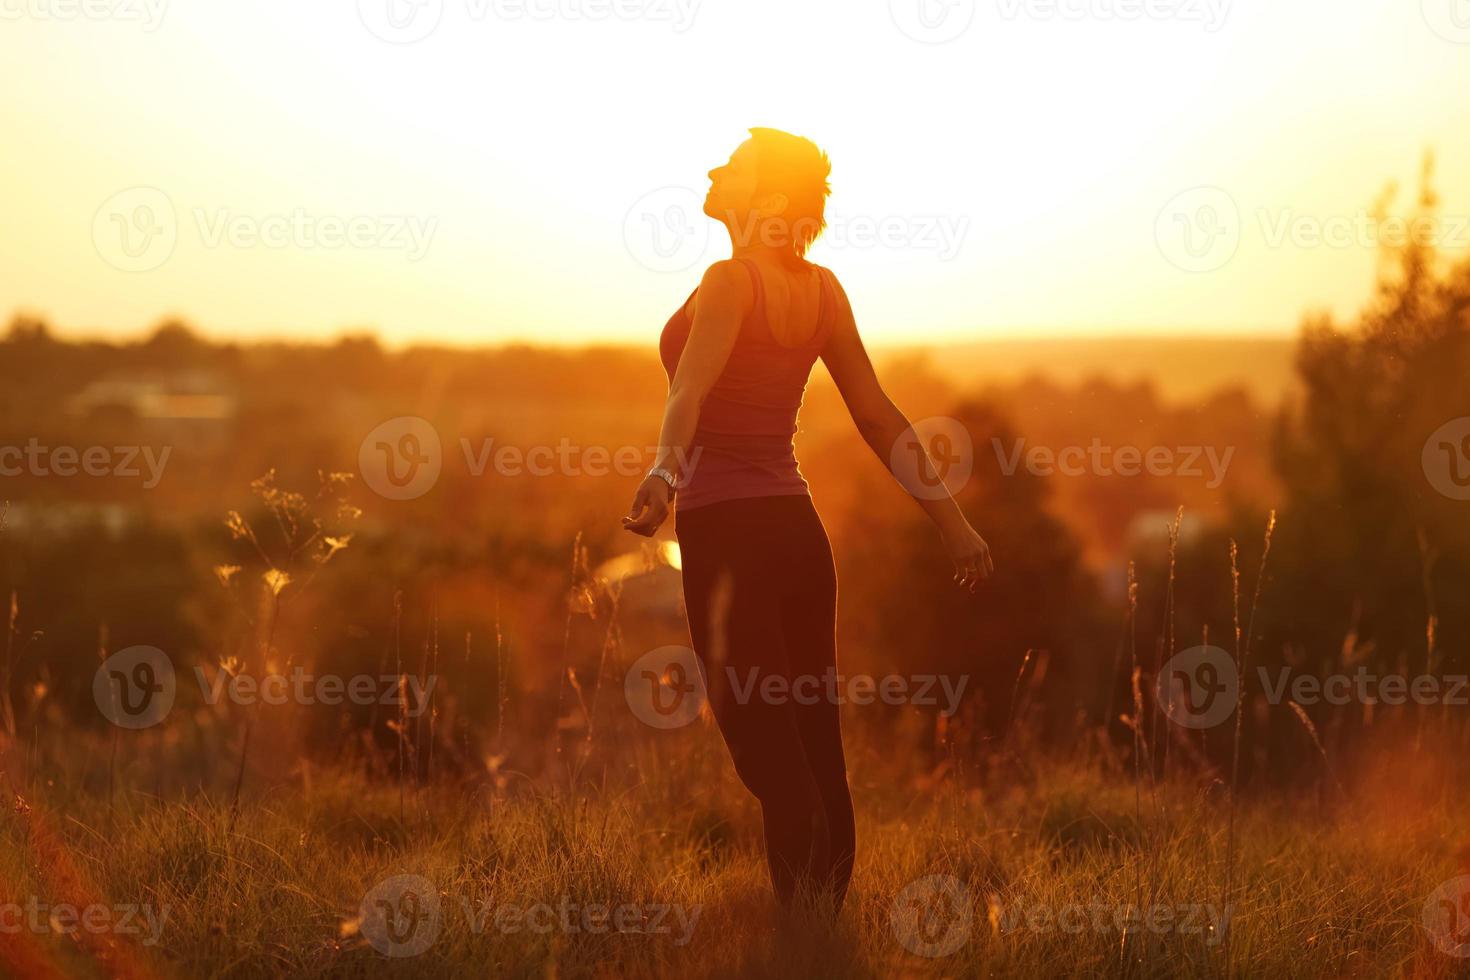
[7,312,1305,352]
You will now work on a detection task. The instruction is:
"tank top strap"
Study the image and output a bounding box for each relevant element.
[816,265,838,336]
[735,257,766,328]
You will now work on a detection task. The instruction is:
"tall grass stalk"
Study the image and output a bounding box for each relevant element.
[1223,510,1276,978]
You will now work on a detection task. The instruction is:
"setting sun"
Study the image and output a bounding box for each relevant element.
[5,0,1470,345]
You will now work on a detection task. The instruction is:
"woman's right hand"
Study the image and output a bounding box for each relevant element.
[942,523,993,592]
[622,476,673,537]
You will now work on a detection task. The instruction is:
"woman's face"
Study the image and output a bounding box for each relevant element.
[704,139,762,223]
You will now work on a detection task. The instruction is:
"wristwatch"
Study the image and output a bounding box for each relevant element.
[647,467,678,496]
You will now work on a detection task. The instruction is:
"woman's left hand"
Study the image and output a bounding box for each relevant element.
[942,522,994,592]
[622,477,672,536]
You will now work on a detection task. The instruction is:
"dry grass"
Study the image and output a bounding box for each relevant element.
[2,496,1465,978]
[2,732,1466,980]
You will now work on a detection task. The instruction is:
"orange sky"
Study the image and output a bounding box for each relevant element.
[4,0,1470,346]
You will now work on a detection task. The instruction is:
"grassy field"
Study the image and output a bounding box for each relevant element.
[3,718,1468,979]
[2,499,1467,979]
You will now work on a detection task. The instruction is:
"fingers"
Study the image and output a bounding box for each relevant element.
[623,513,661,535]
[626,487,650,522]
[954,558,976,591]
[953,545,994,593]
[622,494,667,536]
[622,516,658,536]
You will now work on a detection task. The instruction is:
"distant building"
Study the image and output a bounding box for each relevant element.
[0,501,137,537]
[66,374,238,454]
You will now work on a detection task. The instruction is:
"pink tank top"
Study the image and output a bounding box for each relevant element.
[659,258,838,511]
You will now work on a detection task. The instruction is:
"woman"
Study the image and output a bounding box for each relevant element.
[623,128,993,914]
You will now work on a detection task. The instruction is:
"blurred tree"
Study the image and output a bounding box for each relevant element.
[1269,156,1470,671]
[838,399,1110,754]
[1163,157,1470,784]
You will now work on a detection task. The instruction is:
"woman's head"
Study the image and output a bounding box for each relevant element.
[705,128,831,261]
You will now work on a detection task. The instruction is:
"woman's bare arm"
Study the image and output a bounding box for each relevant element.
[819,271,993,588]
[623,260,749,536]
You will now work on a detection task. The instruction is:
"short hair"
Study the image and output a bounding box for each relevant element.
[748,127,832,258]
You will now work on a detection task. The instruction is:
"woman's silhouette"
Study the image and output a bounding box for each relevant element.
[623,128,993,914]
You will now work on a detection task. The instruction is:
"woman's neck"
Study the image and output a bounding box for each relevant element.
[727,240,807,270]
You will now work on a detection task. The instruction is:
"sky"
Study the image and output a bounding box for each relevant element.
[4,0,1470,347]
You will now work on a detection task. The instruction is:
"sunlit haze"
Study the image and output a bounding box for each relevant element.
[5,0,1470,346]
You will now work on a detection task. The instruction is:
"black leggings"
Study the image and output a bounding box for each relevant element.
[675,494,855,911]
